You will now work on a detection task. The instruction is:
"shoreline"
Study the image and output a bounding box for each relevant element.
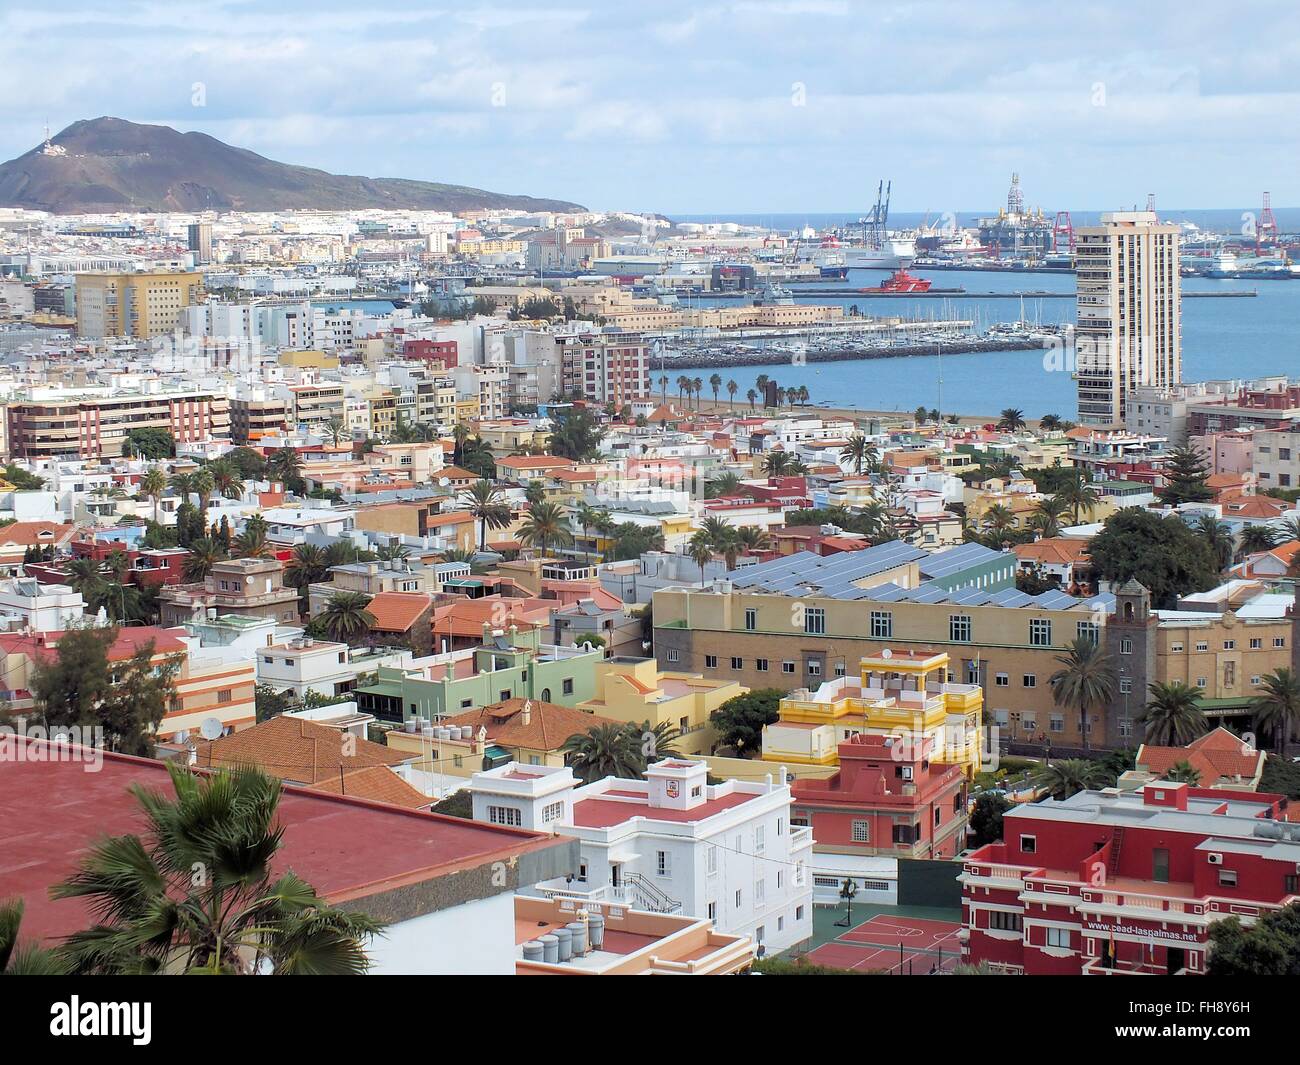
[658,337,1046,372]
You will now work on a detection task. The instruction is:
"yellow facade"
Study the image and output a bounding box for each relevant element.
[278,349,338,369]
[577,657,746,756]
[762,649,983,777]
[75,269,202,339]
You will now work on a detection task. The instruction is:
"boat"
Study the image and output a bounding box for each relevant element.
[842,236,917,270]
[873,269,931,293]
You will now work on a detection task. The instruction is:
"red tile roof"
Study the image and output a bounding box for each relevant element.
[1135,727,1266,788]
[364,591,434,633]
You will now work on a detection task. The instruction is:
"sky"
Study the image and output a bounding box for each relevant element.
[1,0,1297,215]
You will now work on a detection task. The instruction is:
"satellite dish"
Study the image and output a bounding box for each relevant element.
[199,717,224,741]
[880,648,893,659]
[438,477,450,487]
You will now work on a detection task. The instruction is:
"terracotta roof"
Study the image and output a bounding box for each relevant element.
[1013,538,1092,565]
[497,455,576,469]
[441,697,618,752]
[1135,727,1266,787]
[0,521,76,555]
[309,764,432,809]
[1222,495,1287,519]
[0,625,188,664]
[191,715,411,784]
[364,591,434,633]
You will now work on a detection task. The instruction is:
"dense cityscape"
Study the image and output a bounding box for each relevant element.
[0,0,1294,1037]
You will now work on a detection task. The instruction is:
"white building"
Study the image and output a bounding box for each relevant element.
[0,578,86,632]
[468,758,814,956]
[256,633,413,700]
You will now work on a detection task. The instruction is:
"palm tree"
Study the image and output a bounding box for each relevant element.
[709,373,722,407]
[62,556,105,596]
[1237,524,1279,559]
[233,514,273,559]
[1138,681,1207,746]
[1032,759,1103,801]
[323,415,347,446]
[658,374,669,404]
[460,479,512,551]
[1163,760,1202,785]
[1251,668,1300,754]
[840,433,878,475]
[981,503,1017,545]
[692,377,704,410]
[627,719,682,770]
[676,375,691,404]
[763,450,796,477]
[104,548,132,583]
[518,501,573,557]
[1057,472,1099,526]
[746,388,758,411]
[1039,414,1062,432]
[572,501,610,561]
[208,459,245,501]
[191,467,215,511]
[562,723,641,783]
[183,537,226,582]
[52,763,382,974]
[139,465,168,525]
[1049,637,1117,752]
[688,531,714,584]
[997,408,1027,432]
[268,447,303,489]
[734,525,771,554]
[285,543,329,590]
[705,471,743,497]
[169,472,198,506]
[1193,513,1234,571]
[319,592,376,644]
[376,541,410,563]
[755,374,770,405]
[1026,495,1069,540]
[726,379,738,410]
[0,897,67,974]
[451,423,471,466]
[1276,515,1300,545]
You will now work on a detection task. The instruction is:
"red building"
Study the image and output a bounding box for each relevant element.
[791,733,969,858]
[961,781,1295,975]
[403,338,459,370]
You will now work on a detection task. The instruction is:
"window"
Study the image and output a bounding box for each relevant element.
[807,661,822,677]
[1276,637,1287,648]
[852,820,870,842]
[562,678,574,695]
[744,608,757,631]
[995,673,1009,687]
[755,879,766,904]
[1196,641,1208,652]
[731,656,743,670]
[805,607,826,635]
[1222,640,1235,650]
[1171,642,1183,653]
[756,657,769,671]
[834,661,847,677]
[217,689,232,703]
[1022,674,1036,688]
[707,846,719,876]
[796,905,805,921]
[707,901,717,921]
[541,801,564,824]
[1077,621,1099,644]
[1050,715,1065,733]
[1020,834,1037,853]
[934,806,942,826]
[989,911,1022,932]
[1119,677,1133,694]
[705,654,718,669]
[755,825,766,852]
[656,850,671,877]
[950,614,972,642]
[487,805,521,827]
[782,660,796,674]
[1029,619,1052,646]
[1120,637,1133,655]
[499,689,512,702]
[666,648,679,663]
[1218,868,1238,888]
[735,889,742,908]
[1045,927,1070,949]
[870,610,893,638]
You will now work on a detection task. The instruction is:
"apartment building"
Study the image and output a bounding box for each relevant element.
[1075,211,1181,426]
[653,541,1117,750]
[469,758,814,955]
[159,557,301,627]
[1249,422,1300,492]
[75,268,203,339]
[278,381,346,430]
[230,387,290,443]
[960,781,1293,975]
[5,389,230,460]
[559,333,652,406]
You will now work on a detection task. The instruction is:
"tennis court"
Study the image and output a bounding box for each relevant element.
[804,912,962,974]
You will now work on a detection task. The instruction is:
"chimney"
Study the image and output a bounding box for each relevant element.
[520,699,532,726]
[186,741,197,767]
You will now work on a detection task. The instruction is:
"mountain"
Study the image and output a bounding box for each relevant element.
[0,117,584,214]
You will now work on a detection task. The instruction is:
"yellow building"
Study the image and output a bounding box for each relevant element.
[75,269,203,339]
[762,648,983,777]
[278,349,339,370]
[576,657,745,756]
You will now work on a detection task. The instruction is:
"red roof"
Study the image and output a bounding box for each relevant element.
[365,591,434,632]
[1135,727,1266,787]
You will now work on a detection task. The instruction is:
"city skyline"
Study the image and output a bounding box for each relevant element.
[2,0,1298,213]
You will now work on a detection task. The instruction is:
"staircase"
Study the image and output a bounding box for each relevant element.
[620,872,683,914]
[1107,827,1125,877]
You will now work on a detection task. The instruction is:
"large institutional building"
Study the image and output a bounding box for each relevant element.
[1075,211,1181,426]
[74,268,203,339]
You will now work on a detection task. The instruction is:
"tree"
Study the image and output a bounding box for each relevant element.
[840,434,878,475]
[746,388,758,411]
[319,592,375,645]
[285,543,329,592]
[268,447,306,495]
[726,378,738,410]
[139,465,168,525]
[1049,636,1116,752]
[1027,494,1069,540]
[1163,760,1202,785]
[997,408,1026,432]
[1252,668,1300,754]
[254,683,295,722]
[605,523,665,561]
[125,427,175,460]
[626,719,681,770]
[460,437,496,478]
[1032,759,1103,801]
[234,514,273,559]
[709,373,722,406]
[518,500,573,557]
[1087,509,1220,608]
[53,762,382,974]
[31,626,179,756]
[1159,444,1213,505]
[207,458,245,501]
[572,501,610,561]
[968,792,1011,848]
[460,480,512,551]
[1,463,45,490]
[226,446,268,481]
[1193,513,1234,571]
[709,689,784,756]
[183,537,226,582]
[548,407,605,461]
[1039,414,1062,431]
[688,531,714,584]
[1138,680,1208,746]
[1206,902,1300,976]
[1238,523,1280,559]
[0,897,67,974]
[562,723,641,783]
[1056,471,1100,526]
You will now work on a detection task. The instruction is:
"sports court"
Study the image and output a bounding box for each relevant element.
[803,912,962,974]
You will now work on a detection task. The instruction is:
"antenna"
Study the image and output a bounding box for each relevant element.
[199,716,224,741]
